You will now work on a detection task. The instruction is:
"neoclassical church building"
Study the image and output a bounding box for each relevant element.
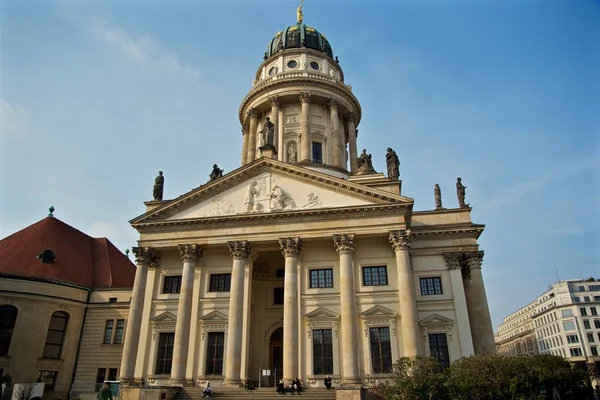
[119,8,495,398]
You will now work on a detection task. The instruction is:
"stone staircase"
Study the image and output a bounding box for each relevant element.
[175,386,337,399]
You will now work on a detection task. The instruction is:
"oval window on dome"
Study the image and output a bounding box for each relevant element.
[287,60,298,69]
[268,66,278,76]
[310,61,320,70]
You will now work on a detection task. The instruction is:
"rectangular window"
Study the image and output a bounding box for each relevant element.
[588,333,595,343]
[595,296,600,302]
[107,368,118,381]
[95,368,106,391]
[312,142,323,164]
[429,333,450,368]
[273,287,284,305]
[594,319,600,329]
[584,320,591,330]
[562,309,574,318]
[578,286,586,292]
[369,327,392,373]
[580,307,588,316]
[155,333,174,375]
[589,285,600,291]
[163,276,182,294]
[569,348,582,357]
[566,334,579,344]
[584,296,591,302]
[103,320,114,344]
[38,371,58,391]
[574,297,581,303]
[591,307,598,316]
[114,320,125,344]
[312,329,333,375]
[592,347,598,356]
[205,332,225,375]
[363,266,388,286]
[420,277,443,295]
[209,274,231,292]
[563,321,576,331]
[310,269,333,288]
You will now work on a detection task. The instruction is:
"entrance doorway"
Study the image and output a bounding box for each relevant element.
[269,327,283,386]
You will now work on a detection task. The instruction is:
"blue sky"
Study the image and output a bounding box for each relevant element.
[1,0,598,329]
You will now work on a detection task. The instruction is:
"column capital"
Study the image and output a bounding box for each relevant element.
[132,246,159,268]
[299,92,312,104]
[242,123,249,135]
[465,251,484,269]
[389,230,410,251]
[443,252,463,270]
[344,112,357,123]
[247,108,259,119]
[269,96,283,108]
[333,234,355,255]
[227,240,252,260]
[177,244,205,263]
[327,99,338,110]
[279,237,303,257]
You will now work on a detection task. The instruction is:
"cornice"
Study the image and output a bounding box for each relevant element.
[411,223,484,240]
[239,75,362,125]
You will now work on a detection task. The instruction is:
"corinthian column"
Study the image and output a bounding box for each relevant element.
[241,124,249,165]
[170,244,204,385]
[279,237,303,384]
[345,113,358,173]
[223,241,252,386]
[328,100,342,168]
[466,251,495,354]
[247,108,259,163]
[270,96,282,153]
[333,234,361,385]
[120,247,158,384]
[299,92,311,162]
[444,253,474,356]
[389,231,421,357]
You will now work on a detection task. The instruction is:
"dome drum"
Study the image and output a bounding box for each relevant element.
[266,24,333,60]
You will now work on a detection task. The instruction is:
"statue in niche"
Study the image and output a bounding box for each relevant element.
[356,149,376,175]
[270,185,296,210]
[302,192,321,208]
[456,177,470,208]
[153,171,164,201]
[434,184,444,209]
[244,181,261,212]
[288,143,297,162]
[385,147,400,179]
[209,164,223,181]
[259,117,275,146]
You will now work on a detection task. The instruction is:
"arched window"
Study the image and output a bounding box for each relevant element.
[0,305,18,356]
[42,311,69,359]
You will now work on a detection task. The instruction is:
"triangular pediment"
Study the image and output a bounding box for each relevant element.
[419,313,454,327]
[131,158,413,226]
[360,305,397,318]
[151,311,176,322]
[199,310,228,322]
[304,307,339,320]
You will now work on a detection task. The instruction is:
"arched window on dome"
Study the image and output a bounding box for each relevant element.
[0,305,18,356]
[42,311,69,359]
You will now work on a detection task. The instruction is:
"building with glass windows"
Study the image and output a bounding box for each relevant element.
[0,211,135,400]
[118,8,495,400]
[495,279,600,379]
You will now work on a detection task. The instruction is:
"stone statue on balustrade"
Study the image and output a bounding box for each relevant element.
[209,164,223,181]
[386,147,400,179]
[259,117,275,147]
[456,177,470,208]
[356,149,377,175]
[434,183,444,209]
[153,171,164,201]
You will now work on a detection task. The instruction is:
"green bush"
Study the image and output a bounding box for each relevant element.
[369,354,593,400]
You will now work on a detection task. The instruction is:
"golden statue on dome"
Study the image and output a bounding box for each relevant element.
[297,0,304,24]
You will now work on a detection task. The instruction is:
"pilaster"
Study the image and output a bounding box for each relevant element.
[444,252,474,357]
[241,124,249,165]
[300,92,312,162]
[328,100,342,168]
[247,108,259,163]
[270,96,282,156]
[466,251,495,354]
[345,113,358,174]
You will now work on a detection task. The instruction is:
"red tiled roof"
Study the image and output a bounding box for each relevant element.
[0,216,136,288]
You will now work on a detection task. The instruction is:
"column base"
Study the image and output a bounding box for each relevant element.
[335,386,363,400]
[119,377,138,386]
[168,378,194,387]
[220,380,243,388]
[340,378,362,387]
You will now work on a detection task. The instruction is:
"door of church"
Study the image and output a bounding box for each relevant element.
[269,327,283,386]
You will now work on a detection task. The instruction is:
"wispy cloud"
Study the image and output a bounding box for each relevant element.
[91,18,201,80]
[0,98,30,137]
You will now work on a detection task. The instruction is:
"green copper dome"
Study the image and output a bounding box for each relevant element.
[266,24,333,60]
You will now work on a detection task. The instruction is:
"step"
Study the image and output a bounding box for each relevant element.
[175,387,337,399]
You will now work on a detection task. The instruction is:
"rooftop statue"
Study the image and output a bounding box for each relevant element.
[297,0,304,24]
[209,164,223,181]
[259,117,275,147]
[386,147,400,180]
[356,149,376,175]
[153,171,164,201]
[434,184,443,209]
[456,177,470,208]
